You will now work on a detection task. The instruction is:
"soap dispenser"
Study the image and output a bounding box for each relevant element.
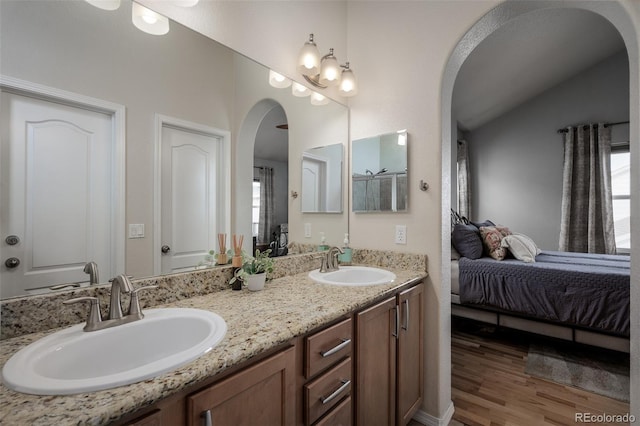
[318,232,329,251]
[339,233,352,265]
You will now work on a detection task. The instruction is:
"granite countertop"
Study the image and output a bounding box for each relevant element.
[0,267,426,425]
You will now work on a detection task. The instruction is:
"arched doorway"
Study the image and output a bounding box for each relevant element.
[440,1,639,419]
[235,99,288,254]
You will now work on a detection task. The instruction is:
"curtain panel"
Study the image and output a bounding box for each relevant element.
[457,139,471,220]
[559,124,616,254]
[258,167,274,245]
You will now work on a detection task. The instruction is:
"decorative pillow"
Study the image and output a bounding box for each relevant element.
[501,233,541,263]
[451,224,484,259]
[479,226,512,260]
[471,219,495,229]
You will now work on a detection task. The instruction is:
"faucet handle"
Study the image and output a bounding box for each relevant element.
[128,285,158,318]
[63,297,102,331]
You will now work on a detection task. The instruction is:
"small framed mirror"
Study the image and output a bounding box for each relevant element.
[352,130,408,212]
[301,143,343,213]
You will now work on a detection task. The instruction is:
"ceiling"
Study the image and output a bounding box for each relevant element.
[453,8,626,132]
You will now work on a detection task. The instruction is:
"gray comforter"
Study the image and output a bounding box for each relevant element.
[458,251,630,336]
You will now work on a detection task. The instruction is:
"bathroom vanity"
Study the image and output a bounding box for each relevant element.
[0,252,426,426]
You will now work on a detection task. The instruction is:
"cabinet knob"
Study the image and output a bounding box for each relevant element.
[161,245,171,254]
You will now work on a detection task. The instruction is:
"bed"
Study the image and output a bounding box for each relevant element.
[450,217,631,351]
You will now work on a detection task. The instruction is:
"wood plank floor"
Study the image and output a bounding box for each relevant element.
[450,318,630,426]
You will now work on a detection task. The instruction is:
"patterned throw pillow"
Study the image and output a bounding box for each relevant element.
[501,233,541,263]
[479,226,512,260]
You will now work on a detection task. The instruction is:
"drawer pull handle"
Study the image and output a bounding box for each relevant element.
[320,379,351,405]
[402,299,410,331]
[320,338,351,358]
[392,306,399,338]
[202,409,212,426]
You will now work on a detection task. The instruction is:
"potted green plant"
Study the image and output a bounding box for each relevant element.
[229,249,275,291]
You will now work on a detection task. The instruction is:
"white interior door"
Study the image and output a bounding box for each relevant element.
[301,155,327,212]
[160,123,221,274]
[1,91,114,298]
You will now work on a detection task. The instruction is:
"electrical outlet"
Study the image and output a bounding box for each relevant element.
[304,223,312,238]
[395,225,407,245]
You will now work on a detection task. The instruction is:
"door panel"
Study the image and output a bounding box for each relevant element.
[160,124,221,273]
[1,92,114,298]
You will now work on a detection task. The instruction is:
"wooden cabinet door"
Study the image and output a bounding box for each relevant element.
[355,297,397,426]
[397,284,424,425]
[187,347,296,426]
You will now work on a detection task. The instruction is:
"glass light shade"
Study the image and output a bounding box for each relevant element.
[310,92,329,106]
[132,3,170,35]
[85,0,121,10]
[269,70,292,89]
[297,40,320,76]
[338,68,358,97]
[319,55,341,86]
[292,82,311,97]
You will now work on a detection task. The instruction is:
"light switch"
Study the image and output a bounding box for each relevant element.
[128,224,145,239]
[304,223,312,238]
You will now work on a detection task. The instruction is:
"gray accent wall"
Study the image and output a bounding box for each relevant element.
[466,51,629,250]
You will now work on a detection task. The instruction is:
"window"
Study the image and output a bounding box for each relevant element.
[611,147,630,251]
[252,180,261,237]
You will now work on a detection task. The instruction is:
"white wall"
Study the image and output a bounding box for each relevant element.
[466,51,629,250]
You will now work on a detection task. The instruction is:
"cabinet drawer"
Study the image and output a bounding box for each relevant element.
[314,396,352,426]
[304,358,352,425]
[305,317,352,378]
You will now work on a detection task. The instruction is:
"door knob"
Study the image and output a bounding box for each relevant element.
[161,245,171,254]
[5,257,20,268]
[5,235,20,246]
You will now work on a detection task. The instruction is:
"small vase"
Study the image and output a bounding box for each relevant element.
[245,273,266,291]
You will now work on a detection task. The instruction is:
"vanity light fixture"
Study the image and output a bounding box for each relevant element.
[132,2,170,35]
[269,70,292,89]
[297,34,358,97]
[85,0,121,11]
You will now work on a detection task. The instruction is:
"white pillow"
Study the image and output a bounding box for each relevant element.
[500,233,541,263]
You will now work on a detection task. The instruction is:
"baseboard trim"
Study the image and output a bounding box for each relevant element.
[412,401,455,426]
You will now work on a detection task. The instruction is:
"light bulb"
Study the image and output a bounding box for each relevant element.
[269,70,292,88]
[339,66,358,97]
[297,34,320,76]
[310,92,329,106]
[319,50,340,86]
[292,82,311,97]
[132,3,170,35]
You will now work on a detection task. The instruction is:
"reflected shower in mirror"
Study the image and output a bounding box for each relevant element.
[301,144,343,213]
[352,131,408,212]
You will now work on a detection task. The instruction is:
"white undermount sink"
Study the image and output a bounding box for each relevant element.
[308,266,396,286]
[2,308,227,395]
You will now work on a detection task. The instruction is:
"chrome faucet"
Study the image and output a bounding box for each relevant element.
[63,274,157,332]
[83,261,100,285]
[319,246,344,273]
[108,274,135,320]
